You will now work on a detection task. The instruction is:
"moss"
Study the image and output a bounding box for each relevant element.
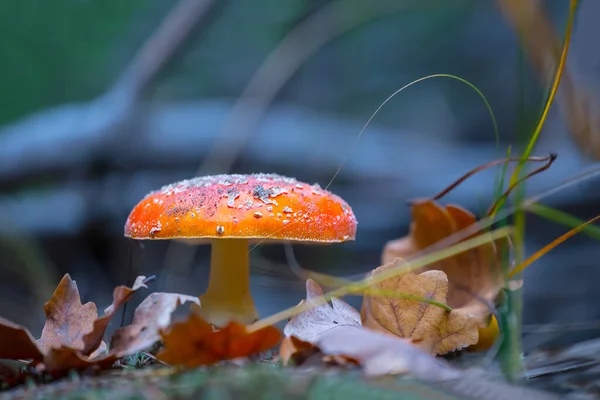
[4,365,463,400]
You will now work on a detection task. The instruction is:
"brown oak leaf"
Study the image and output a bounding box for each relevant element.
[0,317,44,361]
[37,274,99,353]
[361,263,479,355]
[157,312,280,368]
[0,274,148,375]
[382,199,507,323]
[80,275,149,355]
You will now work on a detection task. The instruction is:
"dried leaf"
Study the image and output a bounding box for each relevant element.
[279,336,319,366]
[315,326,462,379]
[382,200,506,323]
[0,274,148,376]
[361,264,479,355]
[157,313,280,368]
[43,348,118,374]
[283,279,361,342]
[37,274,98,354]
[89,341,108,360]
[110,292,200,356]
[80,276,148,355]
[281,280,461,380]
[0,317,44,361]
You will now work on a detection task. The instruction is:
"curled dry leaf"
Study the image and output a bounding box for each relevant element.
[80,275,149,356]
[281,279,461,380]
[316,326,462,380]
[283,279,362,342]
[157,312,281,368]
[110,292,200,355]
[280,279,361,366]
[382,199,507,324]
[0,316,44,362]
[0,274,148,375]
[361,264,479,355]
[37,274,100,354]
[89,341,108,359]
[279,336,321,366]
[43,348,118,374]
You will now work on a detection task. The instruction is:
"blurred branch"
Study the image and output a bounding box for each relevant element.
[115,0,220,99]
[197,0,439,176]
[497,0,600,159]
[0,0,217,186]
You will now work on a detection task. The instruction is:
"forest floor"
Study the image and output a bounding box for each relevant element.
[3,350,594,400]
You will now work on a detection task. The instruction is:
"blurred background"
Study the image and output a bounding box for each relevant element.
[1,0,599,351]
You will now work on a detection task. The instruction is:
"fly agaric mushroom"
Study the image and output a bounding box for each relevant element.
[124,173,357,326]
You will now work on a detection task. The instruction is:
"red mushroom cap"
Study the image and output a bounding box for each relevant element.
[124,173,357,243]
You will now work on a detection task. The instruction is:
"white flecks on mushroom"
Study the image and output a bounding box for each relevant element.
[254,211,263,218]
[190,211,196,218]
[150,221,162,236]
[277,213,282,218]
[282,206,293,213]
[269,186,289,198]
[266,205,273,212]
[216,225,225,235]
[226,191,240,208]
[252,185,278,206]
[218,178,234,186]
[295,184,303,189]
[282,220,290,225]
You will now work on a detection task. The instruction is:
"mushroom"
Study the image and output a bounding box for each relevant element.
[124,173,357,326]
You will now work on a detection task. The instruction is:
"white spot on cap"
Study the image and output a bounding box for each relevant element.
[216,225,225,235]
[254,212,263,218]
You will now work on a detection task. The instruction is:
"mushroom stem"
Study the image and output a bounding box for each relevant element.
[199,238,258,326]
